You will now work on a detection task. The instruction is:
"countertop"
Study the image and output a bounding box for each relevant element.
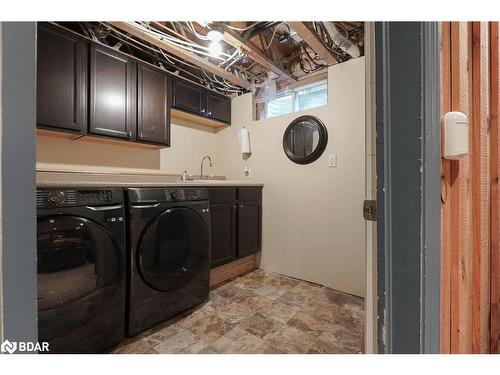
[36,170,264,188]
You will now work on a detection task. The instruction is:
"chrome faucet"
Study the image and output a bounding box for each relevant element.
[200,155,213,179]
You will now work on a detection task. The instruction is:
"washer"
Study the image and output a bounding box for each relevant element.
[37,187,126,353]
[126,187,210,336]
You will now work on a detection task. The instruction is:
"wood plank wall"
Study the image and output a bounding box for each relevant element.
[440,21,500,354]
[490,22,500,354]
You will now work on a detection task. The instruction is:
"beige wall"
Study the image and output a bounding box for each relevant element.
[36,120,221,175]
[216,58,366,296]
[160,123,221,176]
[36,135,161,172]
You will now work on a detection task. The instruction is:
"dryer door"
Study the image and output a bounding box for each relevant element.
[37,215,123,339]
[137,207,210,292]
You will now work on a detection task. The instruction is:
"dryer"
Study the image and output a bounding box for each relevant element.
[126,187,211,336]
[36,187,126,353]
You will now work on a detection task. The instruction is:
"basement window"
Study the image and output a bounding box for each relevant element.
[258,79,328,120]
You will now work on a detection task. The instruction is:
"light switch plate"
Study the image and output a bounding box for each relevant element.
[328,153,337,168]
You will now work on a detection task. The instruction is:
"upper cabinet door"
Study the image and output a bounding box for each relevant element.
[207,91,231,124]
[37,24,87,133]
[172,78,206,115]
[89,44,137,139]
[137,64,170,146]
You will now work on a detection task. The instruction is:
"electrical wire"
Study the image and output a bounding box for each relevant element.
[226,22,261,31]
[263,22,284,50]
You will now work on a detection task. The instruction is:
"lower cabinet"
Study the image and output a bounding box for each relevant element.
[208,187,262,268]
[210,202,237,268]
[237,200,262,258]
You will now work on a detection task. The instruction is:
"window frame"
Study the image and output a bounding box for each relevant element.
[260,79,328,120]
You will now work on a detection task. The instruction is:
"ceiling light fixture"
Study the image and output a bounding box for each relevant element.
[208,41,223,57]
[207,29,223,42]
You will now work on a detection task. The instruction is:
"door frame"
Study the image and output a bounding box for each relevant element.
[375,22,441,353]
[0,22,38,346]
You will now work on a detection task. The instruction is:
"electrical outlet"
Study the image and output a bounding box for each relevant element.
[328,153,337,168]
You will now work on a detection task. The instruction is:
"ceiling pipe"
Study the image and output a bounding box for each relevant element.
[321,22,361,58]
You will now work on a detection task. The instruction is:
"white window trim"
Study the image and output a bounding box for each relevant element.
[260,79,328,120]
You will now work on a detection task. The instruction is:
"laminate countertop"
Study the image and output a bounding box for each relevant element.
[36,170,264,188]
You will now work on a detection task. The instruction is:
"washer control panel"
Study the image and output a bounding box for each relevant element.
[37,188,122,208]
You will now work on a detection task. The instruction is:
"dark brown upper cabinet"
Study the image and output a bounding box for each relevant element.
[172,77,231,124]
[137,63,171,146]
[207,91,231,124]
[172,78,206,115]
[89,44,137,140]
[37,24,87,133]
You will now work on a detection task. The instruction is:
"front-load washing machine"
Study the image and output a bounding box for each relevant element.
[126,187,210,336]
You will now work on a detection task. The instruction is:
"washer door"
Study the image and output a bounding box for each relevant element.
[137,207,209,292]
[37,215,122,339]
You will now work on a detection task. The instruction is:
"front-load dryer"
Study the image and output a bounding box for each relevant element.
[36,187,126,353]
[126,187,210,336]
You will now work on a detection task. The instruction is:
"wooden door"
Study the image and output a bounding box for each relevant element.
[137,63,170,146]
[89,44,137,139]
[440,21,500,354]
[237,200,262,258]
[37,24,87,133]
[209,202,237,268]
[207,91,231,123]
[172,78,206,116]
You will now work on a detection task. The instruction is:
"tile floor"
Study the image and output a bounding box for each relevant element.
[112,269,364,354]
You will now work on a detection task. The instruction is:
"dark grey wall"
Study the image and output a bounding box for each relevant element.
[1,22,37,344]
[375,22,441,353]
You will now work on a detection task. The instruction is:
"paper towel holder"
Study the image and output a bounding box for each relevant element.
[240,127,252,160]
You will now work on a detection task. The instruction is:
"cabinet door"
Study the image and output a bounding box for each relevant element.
[137,64,170,146]
[210,203,237,268]
[237,201,262,258]
[207,91,231,124]
[37,24,87,133]
[172,78,206,116]
[89,44,137,139]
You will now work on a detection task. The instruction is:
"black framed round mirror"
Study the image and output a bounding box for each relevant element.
[282,115,328,164]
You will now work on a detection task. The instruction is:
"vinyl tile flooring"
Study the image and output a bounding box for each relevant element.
[112,269,364,354]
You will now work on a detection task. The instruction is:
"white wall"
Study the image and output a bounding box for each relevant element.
[216,58,366,296]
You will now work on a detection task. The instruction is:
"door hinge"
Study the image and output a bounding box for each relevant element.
[363,200,377,221]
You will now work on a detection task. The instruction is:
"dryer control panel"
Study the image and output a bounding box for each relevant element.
[127,188,209,204]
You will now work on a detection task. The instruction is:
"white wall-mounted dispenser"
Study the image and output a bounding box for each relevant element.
[239,127,251,155]
[442,111,469,160]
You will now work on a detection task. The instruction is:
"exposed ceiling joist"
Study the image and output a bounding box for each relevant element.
[109,22,251,89]
[286,22,337,65]
[222,28,296,82]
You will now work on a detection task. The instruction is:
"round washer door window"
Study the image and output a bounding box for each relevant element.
[37,215,122,339]
[137,207,210,292]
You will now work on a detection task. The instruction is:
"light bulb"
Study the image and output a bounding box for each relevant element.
[207,29,223,42]
[208,41,222,57]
